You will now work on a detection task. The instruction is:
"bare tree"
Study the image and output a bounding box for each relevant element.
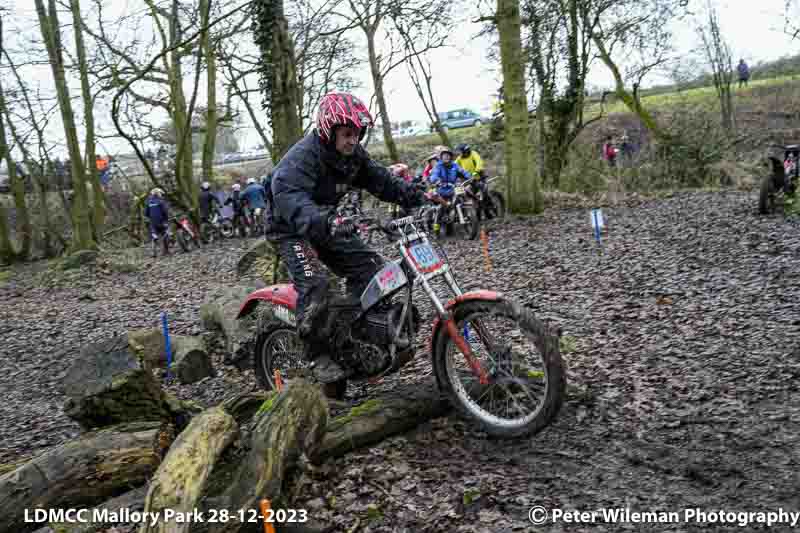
[395,15,451,146]
[33,0,95,251]
[590,0,687,141]
[699,0,735,133]
[332,0,449,162]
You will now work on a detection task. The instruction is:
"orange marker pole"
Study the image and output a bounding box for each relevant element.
[260,499,276,533]
[273,369,283,392]
[480,229,492,273]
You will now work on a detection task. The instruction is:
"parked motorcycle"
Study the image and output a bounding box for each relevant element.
[173,214,202,252]
[760,144,800,214]
[236,214,565,439]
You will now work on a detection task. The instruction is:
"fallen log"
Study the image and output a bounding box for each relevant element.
[311,381,451,463]
[128,329,216,384]
[140,407,238,533]
[47,485,148,533]
[0,421,168,533]
[207,380,327,533]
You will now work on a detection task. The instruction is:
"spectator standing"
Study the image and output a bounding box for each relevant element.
[737,59,750,88]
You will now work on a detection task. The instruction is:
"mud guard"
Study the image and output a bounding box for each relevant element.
[237,284,298,319]
[429,290,503,391]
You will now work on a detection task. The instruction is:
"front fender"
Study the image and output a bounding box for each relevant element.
[236,284,297,319]
[429,291,503,350]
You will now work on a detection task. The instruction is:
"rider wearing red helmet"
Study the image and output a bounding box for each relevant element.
[268,92,425,384]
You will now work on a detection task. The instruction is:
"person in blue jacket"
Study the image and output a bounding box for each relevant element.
[429,146,470,200]
[144,188,170,255]
[269,91,426,385]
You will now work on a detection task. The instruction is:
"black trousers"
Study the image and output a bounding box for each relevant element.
[278,233,385,351]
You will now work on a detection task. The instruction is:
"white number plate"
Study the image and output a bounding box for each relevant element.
[409,243,445,273]
[455,186,465,195]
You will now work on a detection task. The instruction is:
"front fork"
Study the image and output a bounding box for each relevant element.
[420,269,490,385]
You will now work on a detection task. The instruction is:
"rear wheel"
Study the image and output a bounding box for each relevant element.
[253,327,309,391]
[489,191,506,219]
[200,223,216,244]
[759,174,779,214]
[175,228,190,252]
[432,299,566,439]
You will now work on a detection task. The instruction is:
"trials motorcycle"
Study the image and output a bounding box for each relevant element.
[235,215,565,438]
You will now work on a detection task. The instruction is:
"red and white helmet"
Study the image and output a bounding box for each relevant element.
[389,163,411,182]
[316,92,374,144]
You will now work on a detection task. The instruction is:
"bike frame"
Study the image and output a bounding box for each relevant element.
[384,217,490,383]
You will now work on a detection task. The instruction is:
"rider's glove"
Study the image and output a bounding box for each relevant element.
[328,214,357,239]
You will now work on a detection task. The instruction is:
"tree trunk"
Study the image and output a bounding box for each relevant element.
[0,15,30,260]
[70,0,105,234]
[168,0,195,214]
[208,380,327,533]
[270,0,303,163]
[200,0,217,183]
[199,284,260,369]
[34,0,94,251]
[0,421,168,533]
[140,407,238,533]
[128,329,216,384]
[497,0,542,213]
[366,30,399,162]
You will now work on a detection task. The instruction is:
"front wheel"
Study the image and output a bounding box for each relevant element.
[455,204,480,240]
[253,327,309,391]
[432,299,566,439]
[220,219,234,238]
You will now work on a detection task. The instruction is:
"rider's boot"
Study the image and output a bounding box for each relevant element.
[298,288,350,385]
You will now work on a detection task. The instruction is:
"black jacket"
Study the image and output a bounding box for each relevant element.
[199,190,221,219]
[270,131,421,240]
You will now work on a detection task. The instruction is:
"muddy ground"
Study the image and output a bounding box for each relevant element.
[2,191,799,532]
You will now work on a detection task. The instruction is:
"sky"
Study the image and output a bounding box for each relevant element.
[3,0,800,156]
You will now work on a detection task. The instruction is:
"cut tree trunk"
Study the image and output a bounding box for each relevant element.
[311,381,451,463]
[200,285,259,368]
[128,329,215,384]
[140,407,238,533]
[62,335,194,429]
[47,485,148,533]
[219,391,270,426]
[0,421,168,533]
[206,380,327,533]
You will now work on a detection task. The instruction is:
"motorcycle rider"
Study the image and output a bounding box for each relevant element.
[269,91,426,384]
[199,181,222,223]
[224,183,247,237]
[455,143,495,218]
[243,176,268,234]
[144,188,170,256]
[429,146,470,201]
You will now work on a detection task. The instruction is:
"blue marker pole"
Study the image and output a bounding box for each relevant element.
[592,208,603,255]
[161,311,173,380]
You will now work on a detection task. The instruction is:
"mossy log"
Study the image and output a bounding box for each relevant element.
[0,421,167,533]
[128,329,215,384]
[206,380,327,533]
[140,407,238,533]
[311,381,451,463]
[62,335,173,429]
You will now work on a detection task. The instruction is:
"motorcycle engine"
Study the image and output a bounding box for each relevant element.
[351,302,420,348]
